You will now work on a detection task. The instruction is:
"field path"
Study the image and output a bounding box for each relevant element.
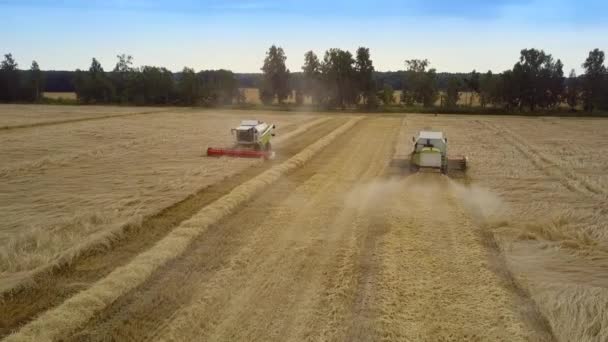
[45,117,541,342]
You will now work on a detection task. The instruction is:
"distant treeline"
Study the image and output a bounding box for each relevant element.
[26,70,469,95]
[1,46,607,112]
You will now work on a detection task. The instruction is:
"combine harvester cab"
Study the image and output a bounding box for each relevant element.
[410,130,467,175]
[207,120,276,160]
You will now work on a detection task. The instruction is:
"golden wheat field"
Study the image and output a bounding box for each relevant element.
[1,105,607,342]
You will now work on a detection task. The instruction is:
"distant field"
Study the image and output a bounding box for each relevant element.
[43,92,77,100]
[41,89,483,107]
[0,104,167,128]
[242,87,482,106]
[241,88,313,105]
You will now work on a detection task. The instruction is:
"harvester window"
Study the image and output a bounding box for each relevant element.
[237,129,255,142]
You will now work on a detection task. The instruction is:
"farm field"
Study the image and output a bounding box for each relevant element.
[1,105,607,341]
[42,92,77,101]
[240,87,481,106]
[0,106,327,289]
[0,104,170,129]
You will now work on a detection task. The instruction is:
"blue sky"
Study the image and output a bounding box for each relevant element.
[1,0,606,73]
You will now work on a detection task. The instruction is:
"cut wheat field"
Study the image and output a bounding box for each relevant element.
[1,104,607,342]
[0,106,323,289]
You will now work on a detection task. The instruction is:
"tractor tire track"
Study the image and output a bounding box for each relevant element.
[370,174,545,341]
[0,117,345,338]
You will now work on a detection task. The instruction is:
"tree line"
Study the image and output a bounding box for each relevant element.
[0,54,44,102]
[72,54,239,105]
[259,45,608,112]
[1,46,607,112]
[0,53,240,106]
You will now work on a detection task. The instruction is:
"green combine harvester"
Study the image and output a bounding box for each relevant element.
[410,131,467,174]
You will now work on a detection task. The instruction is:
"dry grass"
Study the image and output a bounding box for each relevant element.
[4,116,362,342]
[0,106,323,290]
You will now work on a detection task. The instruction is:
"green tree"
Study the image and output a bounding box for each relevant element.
[112,54,136,103]
[302,50,322,104]
[259,87,274,105]
[0,53,20,102]
[377,84,394,105]
[511,49,564,111]
[355,47,376,107]
[321,48,357,108]
[73,69,86,102]
[581,48,606,112]
[566,69,579,111]
[499,69,520,110]
[478,71,501,108]
[28,61,44,102]
[198,69,238,106]
[464,70,480,106]
[134,66,173,104]
[178,67,199,105]
[90,58,114,103]
[402,59,437,107]
[400,78,415,106]
[74,58,115,103]
[445,76,461,108]
[260,45,290,104]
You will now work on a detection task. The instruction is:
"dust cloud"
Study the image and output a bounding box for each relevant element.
[344,178,403,211]
[447,179,509,229]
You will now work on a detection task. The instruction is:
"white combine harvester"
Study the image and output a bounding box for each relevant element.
[409,130,467,174]
[207,120,276,159]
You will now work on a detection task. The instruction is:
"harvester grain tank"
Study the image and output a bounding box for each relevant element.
[410,130,467,174]
[207,120,276,159]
